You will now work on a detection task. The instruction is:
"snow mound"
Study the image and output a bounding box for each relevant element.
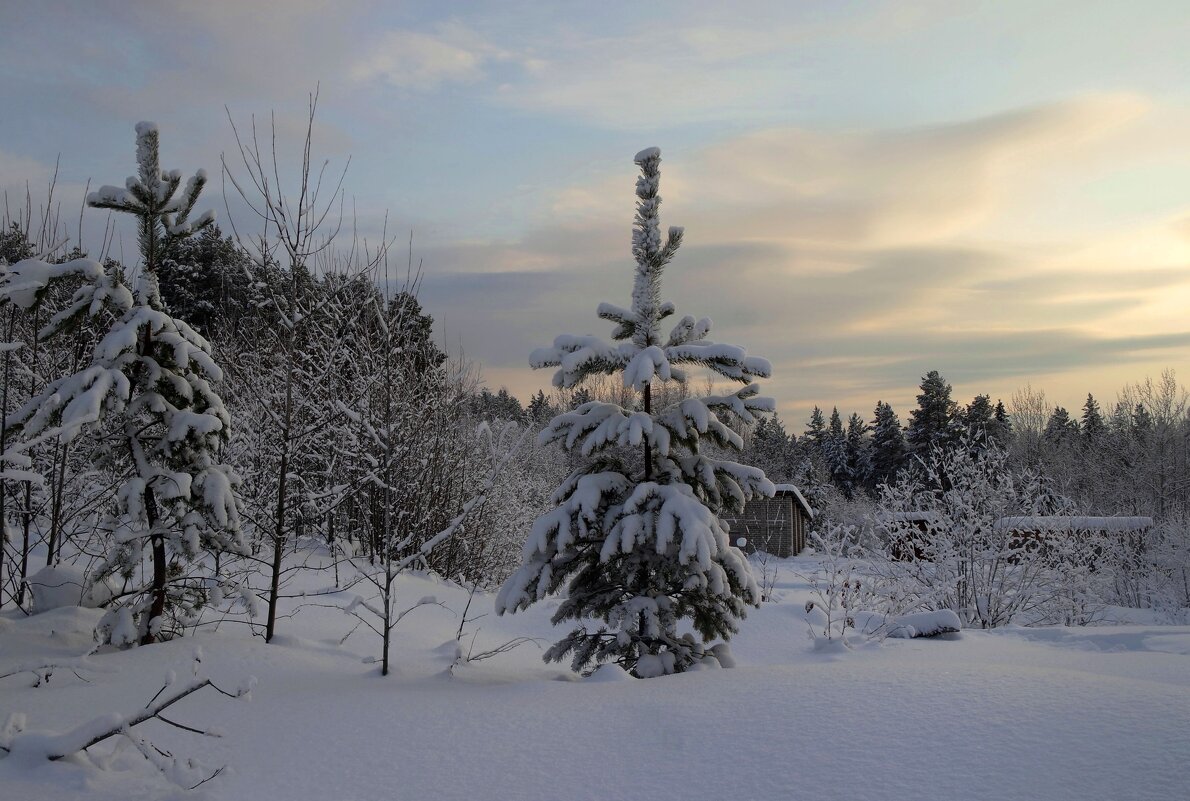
[887,610,963,639]
[27,566,95,613]
[586,664,634,682]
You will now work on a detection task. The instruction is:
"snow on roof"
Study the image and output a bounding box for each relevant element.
[773,484,814,518]
[993,516,1153,533]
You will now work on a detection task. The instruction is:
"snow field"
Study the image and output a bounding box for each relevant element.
[2,556,1188,801]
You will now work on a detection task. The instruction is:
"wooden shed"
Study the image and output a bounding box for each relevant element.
[722,484,814,557]
[992,516,1153,557]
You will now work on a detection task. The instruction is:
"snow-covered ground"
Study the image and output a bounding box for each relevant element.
[2,556,1188,801]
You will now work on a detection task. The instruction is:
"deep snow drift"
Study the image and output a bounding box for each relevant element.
[2,555,1188,801]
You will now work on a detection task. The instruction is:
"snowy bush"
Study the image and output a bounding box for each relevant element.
[798,522,882,646]
[873,437,1072,628]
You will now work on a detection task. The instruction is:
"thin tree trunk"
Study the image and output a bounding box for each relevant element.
[16,307,40,608]
[45,439,68,567]
[381,566,392,676]
[17,483,31,607]
[265,370,294,643]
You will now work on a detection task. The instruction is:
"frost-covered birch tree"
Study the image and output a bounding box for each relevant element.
[496,148,774,678]
[0,122,243,644]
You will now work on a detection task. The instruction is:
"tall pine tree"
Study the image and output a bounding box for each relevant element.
[497,148,771,677]
[907,370,960,455]
[803,406,827,453]
[1044,405,1080,444]
[1081,393,1105,441]
[869,400,906,488]
[823,406,849,489]
[844,411,870,495]
[987,399,1011,447]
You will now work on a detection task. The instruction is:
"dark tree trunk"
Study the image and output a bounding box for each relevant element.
[265,438,289,643]
[642,382,653,481]
[141,487,166,646]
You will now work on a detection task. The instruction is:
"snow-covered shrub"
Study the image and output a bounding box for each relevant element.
[873,436,1071,629]
[1146,521,1190,621]
[497,148,773,677]
[799,522,875,647]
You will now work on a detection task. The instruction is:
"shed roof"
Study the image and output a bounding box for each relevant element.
[773,484,814,519]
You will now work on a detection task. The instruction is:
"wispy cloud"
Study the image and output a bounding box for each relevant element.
[415,94,1190,418]
[351,23,528,89]
[489,23,813,129]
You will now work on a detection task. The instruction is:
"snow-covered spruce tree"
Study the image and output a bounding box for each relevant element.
[1,122,243,644]
[495,148,773,678]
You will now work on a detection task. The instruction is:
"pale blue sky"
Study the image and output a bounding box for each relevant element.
[3,1,1190,423]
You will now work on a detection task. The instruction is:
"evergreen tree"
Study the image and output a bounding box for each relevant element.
[471,386,526,423]
[1081,393,1105,441]
[803,406,827,453]
[568,386,593,410]
[747,414,796,481]
[497,147,770,677]
[987,400,1011,447]
[844,411,870,494]
[869,400,906,487]
[907,370,960,454]
[1,122,243,644]
[157,225,260,334]
[1132,403,1152,443]
[1044,406,1079,444]
[0,223,35,266]
[526,389,555,424]
[962,394,994,439]
[823,406,849,488]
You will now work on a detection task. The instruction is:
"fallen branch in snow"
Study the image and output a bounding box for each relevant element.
[0,643,110,686]
[0,656,254,790]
